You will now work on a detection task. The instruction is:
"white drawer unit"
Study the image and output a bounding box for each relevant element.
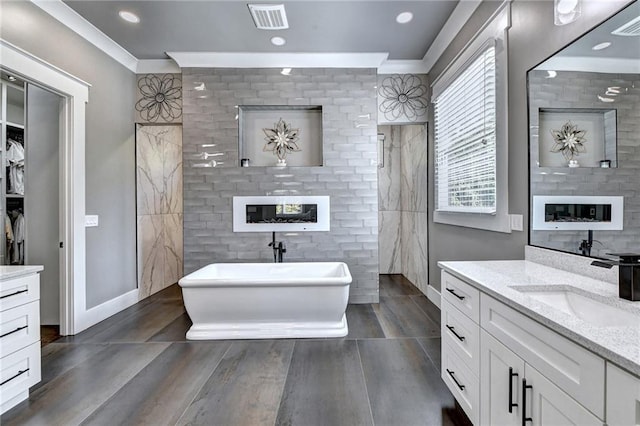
[0,341,41,414]
[0,273,39,312]
[441,271,480,323]
[606,363,640,426]
[480,293,605,419]
[442,340,480,425]
[0,301,40,358]
[0,268,42,415]
[441,299,480,374]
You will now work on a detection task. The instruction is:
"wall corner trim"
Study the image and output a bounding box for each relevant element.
[30,0,138,73]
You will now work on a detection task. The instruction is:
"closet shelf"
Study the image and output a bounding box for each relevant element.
[6,122,24,130]
[5,194,24,199]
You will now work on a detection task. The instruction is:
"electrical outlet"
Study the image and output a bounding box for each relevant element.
[85,215,99,227]
[509,214,523,232]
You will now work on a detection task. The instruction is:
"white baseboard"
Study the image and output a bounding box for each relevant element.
[426,286,441,309]
[74,288,139,334]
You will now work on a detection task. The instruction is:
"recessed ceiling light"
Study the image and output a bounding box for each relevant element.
[119,10,140,23]
[8,76,16,82]
[592,42,612,51]
[280,68,292,76]
[556,0,578,14]
[396,12,413,24]
[271,36,286,46]
[546,70,557,78]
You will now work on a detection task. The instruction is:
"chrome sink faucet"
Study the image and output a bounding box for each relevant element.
[268,232,286,263]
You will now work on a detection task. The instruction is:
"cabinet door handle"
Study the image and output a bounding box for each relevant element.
[446,287,465,300]
[0,289,28,300]
[522,378,533,425]
[0,368,29,386]
[0,325,28,339]
[508,367,519,413]
[446,324,465,342]
[446,369,465,391]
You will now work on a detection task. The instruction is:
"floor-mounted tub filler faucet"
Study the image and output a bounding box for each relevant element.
[269,232,286,263]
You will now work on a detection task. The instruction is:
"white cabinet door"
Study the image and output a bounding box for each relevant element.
[524,364,602,426]
[607,363,640,426]
[480,330,525,426]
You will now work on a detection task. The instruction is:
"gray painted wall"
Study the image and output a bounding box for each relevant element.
[26,85,62,325]
[426,0,634,290]
[1,1,137,308]
[182,68,379,303]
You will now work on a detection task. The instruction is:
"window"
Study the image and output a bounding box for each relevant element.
[435,45,496,214]
[431,2,511,233]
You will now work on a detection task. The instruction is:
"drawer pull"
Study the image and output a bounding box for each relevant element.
[0,325,28,339]
[0,289,28,300]
[446,287,465,301]
[446,369,465,391]
[522,378,533,425]
[508,367,519,413]
[1,368,30,386]
[446,324,465,342]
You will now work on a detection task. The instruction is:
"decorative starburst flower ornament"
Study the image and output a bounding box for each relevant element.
[378,74,428,121]
[263,118,301,162]
[550,121,587,161]
[135,74,182,122]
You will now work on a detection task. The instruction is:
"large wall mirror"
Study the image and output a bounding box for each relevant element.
[528,1,639,259]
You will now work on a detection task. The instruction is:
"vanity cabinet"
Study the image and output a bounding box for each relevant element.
[0,268,42,414]
[441,270,609,425]
[606,363,640,426]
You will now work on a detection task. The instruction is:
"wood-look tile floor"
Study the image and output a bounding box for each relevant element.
[2,275,471,426]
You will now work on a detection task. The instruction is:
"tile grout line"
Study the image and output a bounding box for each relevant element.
[407,294,440,325]
[271,339,297,426]
[355,339,376,426]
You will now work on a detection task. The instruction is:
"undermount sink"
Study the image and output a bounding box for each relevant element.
[514,287,639,328]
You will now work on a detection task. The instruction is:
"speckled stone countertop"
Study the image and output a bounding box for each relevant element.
[0,265,44,281]
[438,260,640,376]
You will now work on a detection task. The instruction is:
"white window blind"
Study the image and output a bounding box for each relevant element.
[434,45,496,214]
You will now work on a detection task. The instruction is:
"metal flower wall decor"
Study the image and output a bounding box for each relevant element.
[550,121,587,161]
[263,118,301,162]
[135,74,182,123]
[378,74,428,122]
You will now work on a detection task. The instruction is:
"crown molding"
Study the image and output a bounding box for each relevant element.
[136,59,181,74]
[422,0,483,73]
[377,60,427,75]
[167,52,388,69]
[30,0,138,73]
[535,56,640,74]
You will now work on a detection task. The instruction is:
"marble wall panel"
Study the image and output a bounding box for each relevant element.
[164,213,184,288]
[138,215,165,299]
[400,212,429,294]
[378,125,401,212]
[136,124,184,300]
[137,126,165,215]
[400,125,428,213]
[378,211,402,274]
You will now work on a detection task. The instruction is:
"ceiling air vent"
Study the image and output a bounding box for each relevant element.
[248,4,289,30]
[611,15,640,36]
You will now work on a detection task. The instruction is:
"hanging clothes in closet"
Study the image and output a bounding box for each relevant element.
[10,210,24,264]
[6,138,25,195]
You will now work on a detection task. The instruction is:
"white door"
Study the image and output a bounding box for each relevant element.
[524,364,602,426]
[607,363,640,426]
[480,330,524,426]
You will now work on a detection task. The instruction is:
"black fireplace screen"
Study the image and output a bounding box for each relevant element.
[246,204,318,224]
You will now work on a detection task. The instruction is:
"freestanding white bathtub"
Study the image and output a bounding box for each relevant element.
[178,262,352,340]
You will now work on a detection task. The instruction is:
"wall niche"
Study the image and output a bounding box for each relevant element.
[238,105,323,167]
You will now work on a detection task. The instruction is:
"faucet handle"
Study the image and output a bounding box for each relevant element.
[607,253,640,264]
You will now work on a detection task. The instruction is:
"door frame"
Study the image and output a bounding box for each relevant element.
[1,39,89,335]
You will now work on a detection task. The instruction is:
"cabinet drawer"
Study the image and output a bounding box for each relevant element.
[481,293,605,419]
[0,274,40,312]
[0,301,40,358]
[0,341,41,413]
[606,363,640,426]
[441,271,479,323]
[441,300,480,376]
[442,340,479,425]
